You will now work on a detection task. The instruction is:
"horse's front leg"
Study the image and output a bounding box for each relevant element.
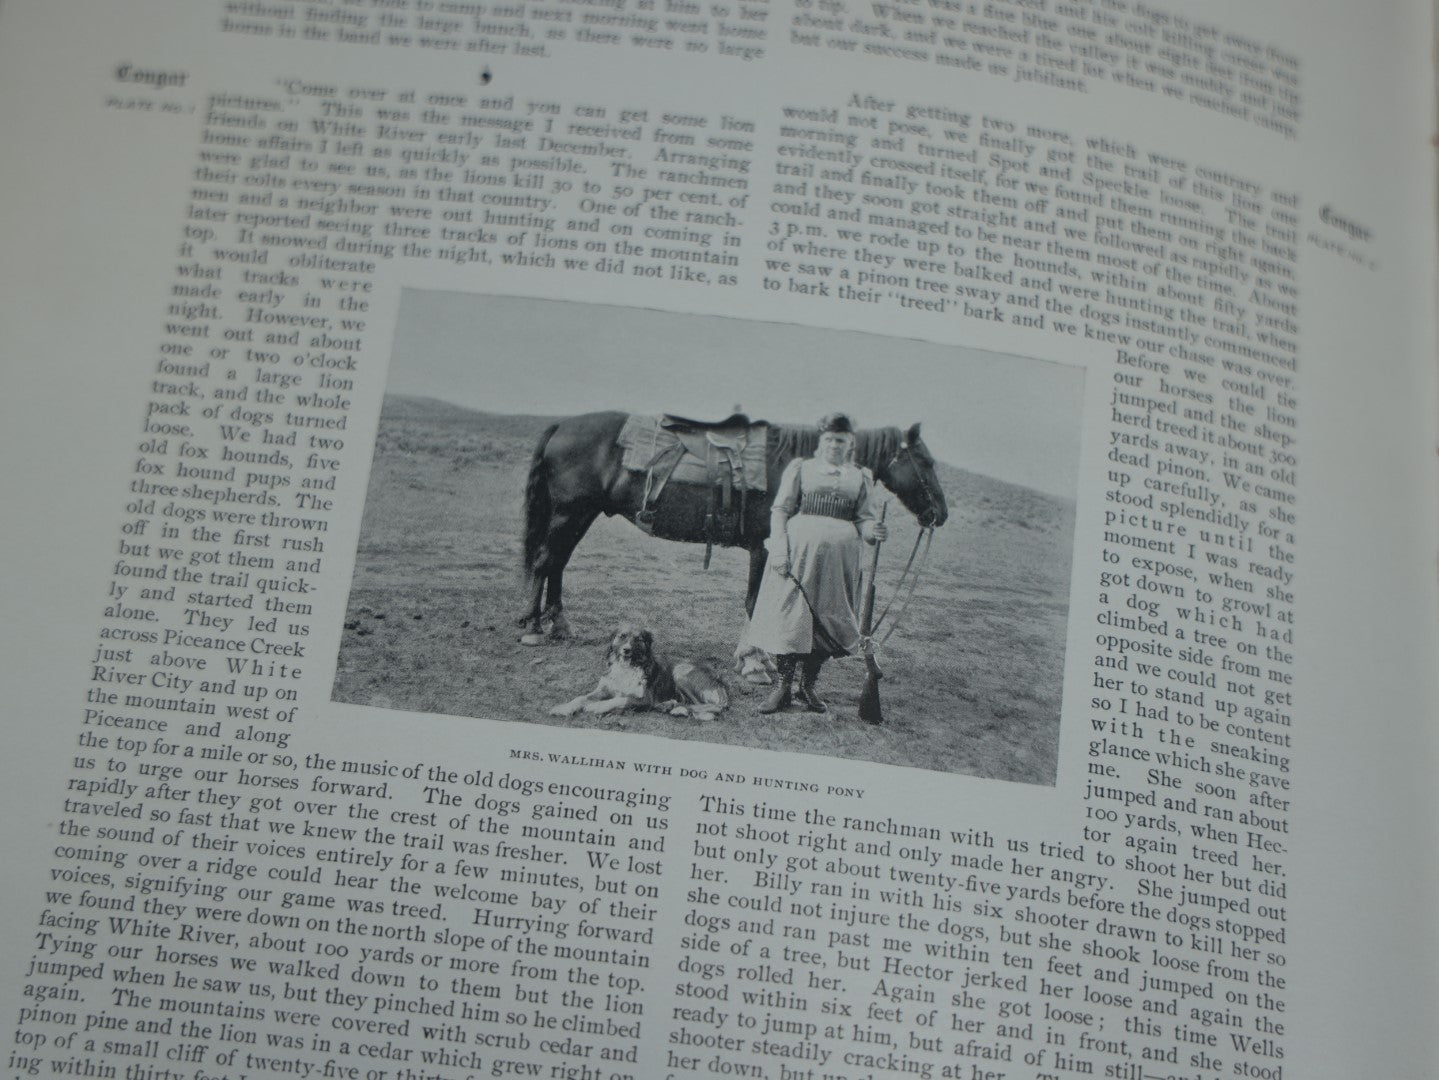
[517,567,548,641]
[542,601,571,641]
[521,571,546,631]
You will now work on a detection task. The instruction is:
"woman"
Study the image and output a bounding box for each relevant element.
[744,413,887,713]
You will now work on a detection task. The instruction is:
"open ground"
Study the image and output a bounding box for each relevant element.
[332,396,1076,784]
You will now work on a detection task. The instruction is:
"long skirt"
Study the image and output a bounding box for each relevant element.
[743,514,863,657]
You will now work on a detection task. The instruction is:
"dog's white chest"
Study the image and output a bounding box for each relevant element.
[601,660,649,699]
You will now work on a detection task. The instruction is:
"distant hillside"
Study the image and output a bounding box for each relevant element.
[379,395,561,441]
[379,395,1076,529]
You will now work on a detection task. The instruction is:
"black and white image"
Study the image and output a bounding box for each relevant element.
[333,292,1083,783]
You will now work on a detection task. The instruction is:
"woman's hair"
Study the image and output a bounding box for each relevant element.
[816,412,855,434]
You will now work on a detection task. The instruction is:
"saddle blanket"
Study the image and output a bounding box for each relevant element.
[617,413,768,492]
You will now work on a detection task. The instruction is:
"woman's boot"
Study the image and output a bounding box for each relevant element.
[759,655,797,713]
[797,653,827,712]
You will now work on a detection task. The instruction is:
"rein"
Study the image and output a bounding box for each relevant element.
[780,568,855,658]
[781,523,934,657]
[880,440,940,528]
[871,525,933,647]
[860,439,939,647]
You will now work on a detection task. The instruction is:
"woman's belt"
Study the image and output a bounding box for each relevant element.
[798,491,857,520]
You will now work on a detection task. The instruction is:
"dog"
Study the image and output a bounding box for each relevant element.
[550,626,728,719]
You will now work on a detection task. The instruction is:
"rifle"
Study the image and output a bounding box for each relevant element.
[857,504,887,725]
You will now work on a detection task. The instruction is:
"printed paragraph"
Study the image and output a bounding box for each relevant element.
[676,786,1286,1078]
[1079,216,1296,1075]
[16,756,670,1079]
[197,85,754,284]
[218,0,772,62]
[789,0,1301,136]
[766,94,1301,368]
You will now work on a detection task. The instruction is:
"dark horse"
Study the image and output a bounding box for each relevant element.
[518,412,949,638]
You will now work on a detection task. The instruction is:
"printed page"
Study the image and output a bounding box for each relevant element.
[1,1,1436,1078]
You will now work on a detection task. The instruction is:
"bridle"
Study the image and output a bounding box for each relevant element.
[881,439,941,528]
[867,438,940,645]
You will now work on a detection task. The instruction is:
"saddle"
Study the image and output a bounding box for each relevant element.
[661,411,751,432]
[618,413,769,567]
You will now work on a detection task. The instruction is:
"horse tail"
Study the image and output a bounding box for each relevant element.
[522,422,560,579]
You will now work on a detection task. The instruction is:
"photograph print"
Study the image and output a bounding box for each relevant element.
[332,292,1084,784]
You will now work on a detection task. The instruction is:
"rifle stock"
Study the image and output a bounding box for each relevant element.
[857,504,887,724]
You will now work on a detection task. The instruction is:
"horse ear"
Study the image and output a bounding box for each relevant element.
[906,422,922,445]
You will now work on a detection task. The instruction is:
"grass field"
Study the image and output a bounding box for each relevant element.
[332,396,1076,784]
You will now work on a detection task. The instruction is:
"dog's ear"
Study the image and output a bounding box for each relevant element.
[639,629,654,656]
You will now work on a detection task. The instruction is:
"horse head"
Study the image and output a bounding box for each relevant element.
[877,423,948,528]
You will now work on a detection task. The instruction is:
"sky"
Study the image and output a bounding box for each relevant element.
[386,291,1086,499]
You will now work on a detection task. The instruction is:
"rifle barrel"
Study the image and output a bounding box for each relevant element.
[857,504,887,724]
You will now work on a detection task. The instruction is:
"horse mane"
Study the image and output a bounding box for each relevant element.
[767,424,902,485]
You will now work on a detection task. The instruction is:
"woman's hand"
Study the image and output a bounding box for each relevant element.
[865,520,888,543]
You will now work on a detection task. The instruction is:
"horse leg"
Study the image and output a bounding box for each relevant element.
[517,533,552,637]
[540,508,599,639]
[517,523,565,641]
[518,572,546,636]
[518,421,561,633]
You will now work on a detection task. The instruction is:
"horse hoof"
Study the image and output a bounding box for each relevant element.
[519,633,547,647]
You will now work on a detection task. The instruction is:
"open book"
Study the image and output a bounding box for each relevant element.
[1,1,1436,1077]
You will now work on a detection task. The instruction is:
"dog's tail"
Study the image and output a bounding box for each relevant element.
[522,422,560,581]
[672,662,728,709]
